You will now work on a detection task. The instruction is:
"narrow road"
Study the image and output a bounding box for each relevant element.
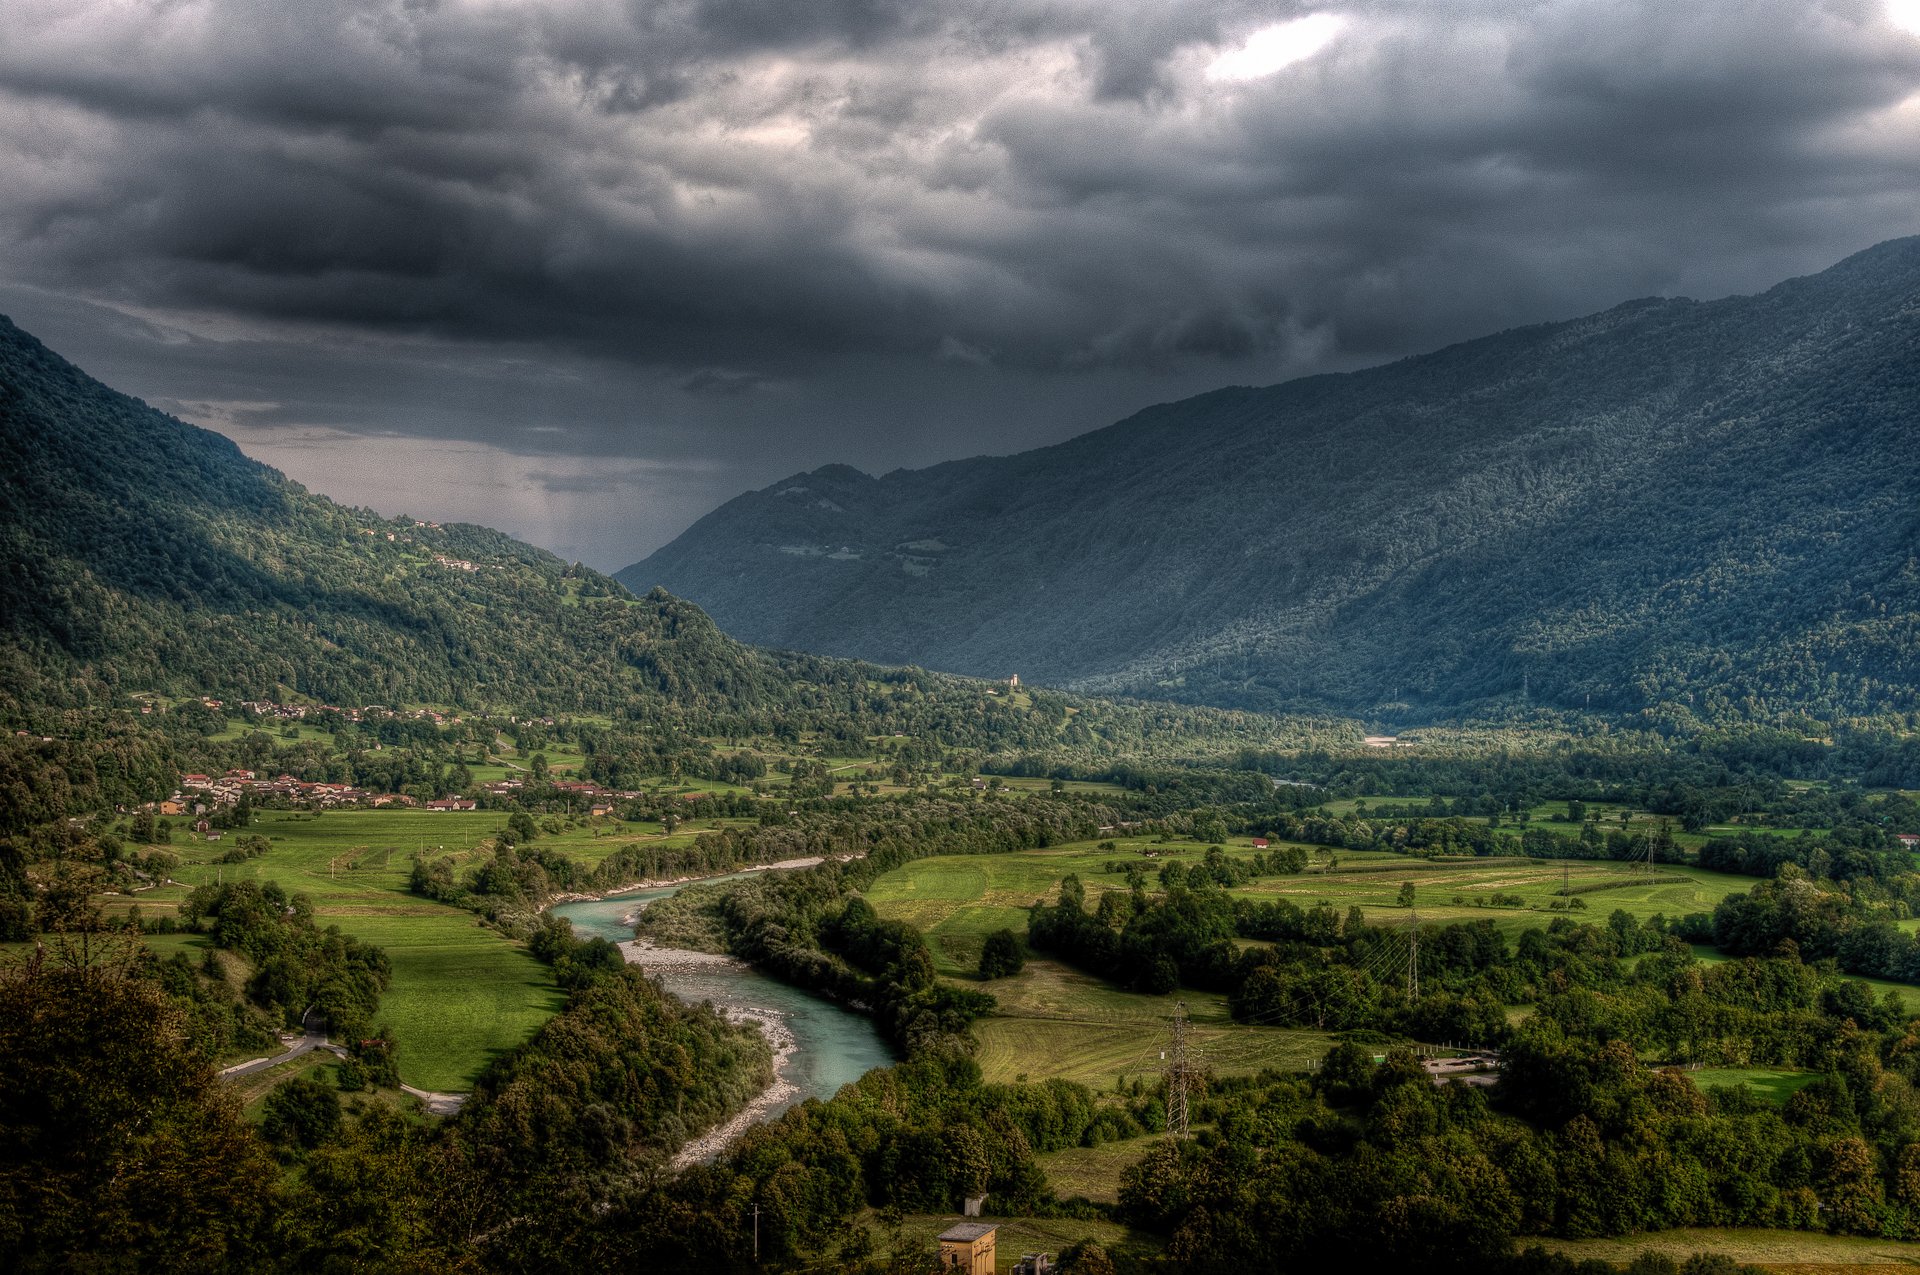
[217,1031,341,1079]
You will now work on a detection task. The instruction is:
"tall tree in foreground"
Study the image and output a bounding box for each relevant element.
[0,938,277,1273]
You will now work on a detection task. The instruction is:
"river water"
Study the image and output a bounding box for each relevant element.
[550,874,892,1123]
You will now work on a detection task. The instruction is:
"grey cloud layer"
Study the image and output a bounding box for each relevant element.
[3,0,1919,564]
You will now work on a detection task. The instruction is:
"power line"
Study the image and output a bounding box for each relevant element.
[1406,906,1420,1003]
[1165,1000,1191,1140]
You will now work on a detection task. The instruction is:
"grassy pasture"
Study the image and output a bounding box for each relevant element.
[1035,1133,1163,1205]
[113,809,564,1092]
[866,837,1341,1088]
[864,838,1794,1092]
[1315,796,1831,853]
[1229,858,1757,937]
[1686,945,1920,1012]
[1688,1068,1820,1105]
[968,957,1333,1090]
[1542,1226,1920,1269]
[102,803,791,1087]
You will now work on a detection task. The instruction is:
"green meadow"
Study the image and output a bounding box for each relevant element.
[1228,857,1757,937]
[116,809,564,1092]
[120,806,773,1087]
[106,802,807,1089]
[1541,1227,1920,1269]
[1687,1068,1820,1105]
[863,834,1763,955]
[863,836,1788,1093]
[865,836,1336,1089]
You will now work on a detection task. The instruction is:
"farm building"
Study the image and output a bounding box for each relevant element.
[936,1222,996,1275]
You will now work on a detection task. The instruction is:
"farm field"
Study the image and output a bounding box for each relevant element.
[1686,946,1920,1012]
[113,809,567,1092]
[110,806,777,1086]
[862,838,1832,1090]
[865,838,1336,1088]
[1313,796,1832,851]
[1229,857,1759,937]
[1541,1226,1920,1269]
[968,955,1333,1089]
[1034,1133,1163,1205]
[864,836,1765,953]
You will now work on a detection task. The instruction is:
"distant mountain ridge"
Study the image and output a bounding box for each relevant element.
[621,238,1920,723]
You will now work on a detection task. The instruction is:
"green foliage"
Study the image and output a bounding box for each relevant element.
[0,943,277,1272]
[261,1075,341,1151]
[181,880,391,1038]
[978,928,1025,979]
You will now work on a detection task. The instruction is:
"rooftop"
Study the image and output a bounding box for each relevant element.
[937,1223,997,1243]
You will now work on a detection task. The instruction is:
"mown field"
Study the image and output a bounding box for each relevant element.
[113,809,562,1091]
[864,836,1335,1089]
[1541,1226,1920,1269]
[864,834,1765,955]
[1034,1133,1163,1205]
[1314,796,1834,851]
[863,837,1808,1096]
[1229,857,1759,937]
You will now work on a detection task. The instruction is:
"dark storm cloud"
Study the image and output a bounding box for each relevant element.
[3,0,1919,566]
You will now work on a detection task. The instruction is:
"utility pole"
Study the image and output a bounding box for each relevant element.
[751,1203,759,1263]
[1165,1001,1190,1139]
[1562,861,1569,896]
[1406,908,1420,1002]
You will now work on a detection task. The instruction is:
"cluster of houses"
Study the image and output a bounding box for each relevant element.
[477,776,634,818]
[163,770,481,816]
[238,700,464,727]
[151,769,641,824]
[173,770,386,810]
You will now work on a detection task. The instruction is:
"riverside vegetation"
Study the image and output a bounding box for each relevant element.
[5,309,1920,1273]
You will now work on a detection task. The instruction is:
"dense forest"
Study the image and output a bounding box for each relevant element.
[628,237,1920,726]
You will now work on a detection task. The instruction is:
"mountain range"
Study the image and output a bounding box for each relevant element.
[622,239,1920,723]
[0,315,1315,763]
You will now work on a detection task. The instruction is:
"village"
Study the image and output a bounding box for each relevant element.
[154,768,640,827]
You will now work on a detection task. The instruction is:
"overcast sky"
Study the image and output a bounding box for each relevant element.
[4,0,1919,568]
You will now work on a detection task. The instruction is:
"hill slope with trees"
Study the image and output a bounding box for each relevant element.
[623,238,1920,724]
[0,312,797,721]
[0,315,1330,776]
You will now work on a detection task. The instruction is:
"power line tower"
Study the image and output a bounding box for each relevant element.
[1405,909,1420,1002]
[1164,1001,1190,1139]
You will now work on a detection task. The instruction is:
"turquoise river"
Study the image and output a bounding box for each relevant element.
[550,872,892,1123]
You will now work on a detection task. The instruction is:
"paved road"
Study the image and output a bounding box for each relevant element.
[217,1032,344,1079]
[217,1034,469,1115]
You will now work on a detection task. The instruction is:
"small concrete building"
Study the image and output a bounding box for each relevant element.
[937,1222,997,1275]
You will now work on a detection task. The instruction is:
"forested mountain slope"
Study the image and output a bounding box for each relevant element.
[623,238,1920,723]
[0,315,826,721]
[0,316,1328,767]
